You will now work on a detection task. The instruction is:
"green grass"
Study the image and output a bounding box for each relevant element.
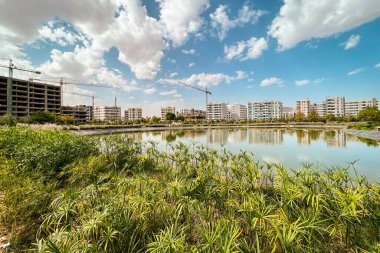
[0,126,380,252]
[347,121,379,131]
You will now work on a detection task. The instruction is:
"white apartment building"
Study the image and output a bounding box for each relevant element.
[282,107,296,118]
[94,106,121,121]
[345,98,378,116]
[326,96,345,117]
[161,107,176,120]
[206,103,228,120]
[248,100,283,120]
[177,108,206,119]
[296,99,312,116]
[125,107,142,121]
[313,102,327,117]
[227,104,247,120]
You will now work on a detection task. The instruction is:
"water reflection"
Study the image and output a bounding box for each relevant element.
[130,128,378,148]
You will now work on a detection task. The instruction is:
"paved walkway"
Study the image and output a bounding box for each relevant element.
[343,129,380,142]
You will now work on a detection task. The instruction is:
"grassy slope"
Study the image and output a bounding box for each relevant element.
[0,127,380,252]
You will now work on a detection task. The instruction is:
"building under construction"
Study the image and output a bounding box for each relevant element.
[0,75,61,118]
[61,105,93,124]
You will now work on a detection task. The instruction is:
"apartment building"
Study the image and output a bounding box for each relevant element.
[282,107,296,118]
[206,103,228,120]
[296,99,312,116]
[313,102,327,117]
[61,105,93,124]
[0,75,61,117]
[125,107,142,121]
[227,104,247,120]
[177,108,206,119]
[93,106,121,121]
[248,100,283,120]
[326,96,345,117]
[161,107,176,120]
[345,98,378,116]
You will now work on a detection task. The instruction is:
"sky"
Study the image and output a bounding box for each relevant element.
[0,0,379,117]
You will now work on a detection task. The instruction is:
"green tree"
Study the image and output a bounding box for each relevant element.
[357,106,380,122]
[58,115,76,125]
[307,110,319,122]
[0,113,17,126]
[165,112,176,121]
[295,112,305,122]
[150,116,161,124]
[176,115,185,121]
[325,113,335,122]
[29,111,56,123]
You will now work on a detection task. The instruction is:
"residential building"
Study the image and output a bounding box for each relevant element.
[61,105,93,124]
[314,102,327,117]
[0,75,61,117]
[345,98,378,116]
[326,96,345,117]
[248,100,283,120]
[177,108,206,119]
[206,103,228,120]
[94,106,121,121]
[125,107,142,121]
[282,107,296,118]
[296,99,312,116]
[227,104,247,120]
[161,106,176,120]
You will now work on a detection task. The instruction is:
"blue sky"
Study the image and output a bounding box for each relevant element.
[0,0,379,116]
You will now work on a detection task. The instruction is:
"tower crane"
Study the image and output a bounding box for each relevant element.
[0,58,41,115]
[63,91,97,123]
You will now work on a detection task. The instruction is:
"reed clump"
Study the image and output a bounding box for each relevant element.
[0,126,379,252]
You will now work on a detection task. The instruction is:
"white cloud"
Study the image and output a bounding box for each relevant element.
[347,67,366,76]
[167,58,177,64]
[139,98,186,117]
[158,0,209,46]
[313,78,325,84]
[210,4,266,40]
[182,49,196,55]
[170,72,178,78]
[224,37,268,61]
[188,62,195,67]
[143,87,157,95]
[38,25,81,47]
[268,0,380,50]
[295,79,310,86]
[374,62,380,68]
[159,89,182,98]
[235,71,247,80]
[260,77,283,87]
[158,71,246,88]
[343,34,361,50]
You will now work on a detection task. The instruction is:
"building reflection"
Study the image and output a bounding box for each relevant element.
[248,129,284,145]
[323,130,346,147]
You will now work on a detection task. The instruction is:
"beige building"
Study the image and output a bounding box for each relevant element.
[326,96,345,117]
[313,102,327,117]
[296,99,312,116]
[177,108,206,119]
[227,104,247,120]
[282,107,296,118]
[125,107,142,121]
[94,106,121,122]
[161,106,176,120]
[206,103,228,120]
[0,75,61,117]
[345,98,378,116]
[248,100,283,120]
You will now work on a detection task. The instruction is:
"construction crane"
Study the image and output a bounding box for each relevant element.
[63,91,97,123]
[0,58,41,115]
[169,80,212,120]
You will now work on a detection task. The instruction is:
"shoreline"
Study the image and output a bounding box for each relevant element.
[342,129,380,142]
[74,124,346,136]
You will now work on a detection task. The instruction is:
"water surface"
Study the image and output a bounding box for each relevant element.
[123,128,380,180]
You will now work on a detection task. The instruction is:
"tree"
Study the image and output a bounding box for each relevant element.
[307,110,319,122]
[29,111,56,124]
[0,114,17,126]
[165,112,176,121]
[176,115,185,121]
[325,114,335,122]
[58,115,76,125]
[357,106,380,122]
[295,112,305,122]
[150,116,161,124]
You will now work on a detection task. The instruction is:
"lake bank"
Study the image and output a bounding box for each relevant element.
[74,124,346,136]
[343,129,380,142]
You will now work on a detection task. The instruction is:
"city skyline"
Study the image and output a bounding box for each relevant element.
[0,0,380,116]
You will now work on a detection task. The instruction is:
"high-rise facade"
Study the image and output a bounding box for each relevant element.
[313,102,326,117]
[326,96,345,117]
[248,100,283,120]
[345,98,378,116]
[227,104,247,120]
[94,106,121,121]
[206,103,228,120]
[61,105,93,123]
[0,75,61,118]
[296,99,312,116]
[177,108,206,119]
[125,108,142,121]
[161,107,176,120]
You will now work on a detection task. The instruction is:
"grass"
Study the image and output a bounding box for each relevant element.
[347,121,379,131]
[0,126,380,252]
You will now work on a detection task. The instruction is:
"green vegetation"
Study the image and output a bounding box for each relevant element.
[1,127,380,252]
